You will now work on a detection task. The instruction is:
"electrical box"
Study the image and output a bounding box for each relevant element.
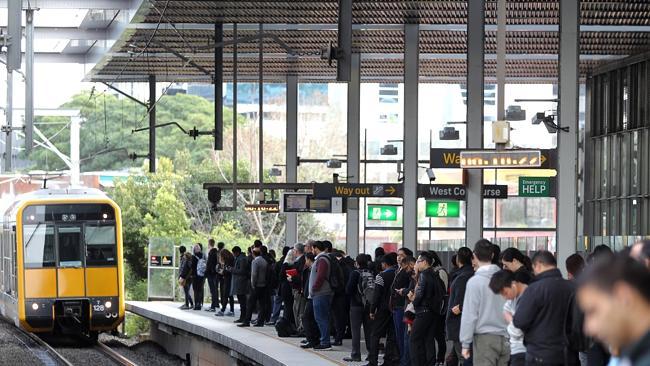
[492,121,510,144]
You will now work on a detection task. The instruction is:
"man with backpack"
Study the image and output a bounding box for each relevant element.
[344,254,375,362]
[366,252,399,366]
[309,241,334,350]
[410,251,446,366]
[324,244,348,346]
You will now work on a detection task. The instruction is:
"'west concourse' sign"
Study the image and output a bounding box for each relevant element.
[418,184,508,200]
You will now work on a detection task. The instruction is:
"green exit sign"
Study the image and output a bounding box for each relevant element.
[519,176,550,197]
[426,201,460,218]
[367,205,398,221]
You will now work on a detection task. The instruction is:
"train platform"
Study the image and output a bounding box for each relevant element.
[126,301,367,366]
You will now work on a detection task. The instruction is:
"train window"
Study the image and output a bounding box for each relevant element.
[84,224,116,266]
[58,226,83,267]
[23,224,56,268]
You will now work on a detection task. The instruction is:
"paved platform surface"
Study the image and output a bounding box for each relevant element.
[127,301,370,366]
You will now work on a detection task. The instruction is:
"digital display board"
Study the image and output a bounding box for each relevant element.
[309,198,331,213]
[460,150,542,169]
[284,195,308,212]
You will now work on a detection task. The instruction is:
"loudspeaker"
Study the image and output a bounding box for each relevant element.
[207,187,222,204]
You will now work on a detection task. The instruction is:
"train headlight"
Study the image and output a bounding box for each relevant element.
[105,301,112,309]
[31,303,39,311]
[102,213,108,220]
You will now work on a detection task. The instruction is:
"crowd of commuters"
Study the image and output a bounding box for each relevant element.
[177,238,650,366]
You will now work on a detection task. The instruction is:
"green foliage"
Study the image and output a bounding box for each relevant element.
[209,221,253,250]
[141,181,191,242]
[124,313,149,338]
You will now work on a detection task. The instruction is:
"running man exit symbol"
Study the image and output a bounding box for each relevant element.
[437,202,448,216]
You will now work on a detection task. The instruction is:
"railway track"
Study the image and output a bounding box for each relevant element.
[94,341,139,366]
[27,331,138,366]
[12,327,74,366]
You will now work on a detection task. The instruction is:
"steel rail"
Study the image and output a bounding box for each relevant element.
[94,341,138,366]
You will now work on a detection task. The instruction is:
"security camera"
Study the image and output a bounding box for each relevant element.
[426,168,436,182]
[207,187,222,209]
[381,144,398,155]
[531,112,546,125]
[326,159,342,169]
[439,126,460,140]
[505,105,526,121]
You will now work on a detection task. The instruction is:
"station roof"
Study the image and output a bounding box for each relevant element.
[87,0,650,83]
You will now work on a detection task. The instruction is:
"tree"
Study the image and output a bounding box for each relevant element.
[30,91,337,280]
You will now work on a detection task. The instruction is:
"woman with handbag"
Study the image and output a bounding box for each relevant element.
[178,246,194,310]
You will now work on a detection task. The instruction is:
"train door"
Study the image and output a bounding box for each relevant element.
[56,225,85,297]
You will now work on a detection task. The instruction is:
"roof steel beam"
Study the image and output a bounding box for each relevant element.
[126,23,650,32]
[0,0,134,9]
[88,74,562,83]
[104,51,626,61]
[33,27,111,40]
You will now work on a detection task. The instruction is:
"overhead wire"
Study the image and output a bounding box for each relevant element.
[104,0,170,88]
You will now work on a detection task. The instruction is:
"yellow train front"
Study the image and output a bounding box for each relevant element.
[0,188,125,337]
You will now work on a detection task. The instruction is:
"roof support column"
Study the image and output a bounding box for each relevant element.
[403,24,419,253]
[258,23,264,185]
[285,75,298,247]
[346,53,361,256]
[148,74,156,173]
[466,0,485,246]
[557,0,580,272]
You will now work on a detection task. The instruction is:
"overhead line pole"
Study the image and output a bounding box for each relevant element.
[233,23,239,209]
[24,8,35,153]
[148,75,156,173]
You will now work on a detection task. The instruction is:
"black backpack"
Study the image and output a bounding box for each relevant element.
[565,293,591,353]
[433,268,449,316]
[357,269,376,306]
[424,269,447,316]
[266,258,278,289]
[324,254,345,293]
[275,317,295,337]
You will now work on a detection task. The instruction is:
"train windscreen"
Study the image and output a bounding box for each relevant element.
[23,204,117,267]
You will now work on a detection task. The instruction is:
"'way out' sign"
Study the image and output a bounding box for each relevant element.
[431,148,557,169]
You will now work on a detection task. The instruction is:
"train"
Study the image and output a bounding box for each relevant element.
[0,187,124,338]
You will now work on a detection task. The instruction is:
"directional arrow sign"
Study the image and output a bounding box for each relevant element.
[367,205,398,221]
[313,183,403,198]
[431,148,556,169]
